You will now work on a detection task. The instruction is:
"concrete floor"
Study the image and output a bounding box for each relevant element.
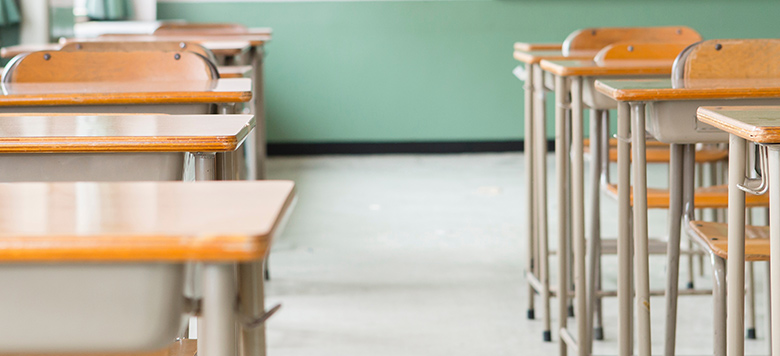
[264,153,771,356]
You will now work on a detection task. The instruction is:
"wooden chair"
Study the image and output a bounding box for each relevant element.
[154,23,249,36]
[57,41,251,79]
[59,41,219,64]
[673,38,780,88]
[689,222,769,262]
[1,50,219,83]
[594,41,693,64]
[687,221,769,347]
[562,26,702,56]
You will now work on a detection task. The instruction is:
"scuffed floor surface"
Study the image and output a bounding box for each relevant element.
[265,153,770,356]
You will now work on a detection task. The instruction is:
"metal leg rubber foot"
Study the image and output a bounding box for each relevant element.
[568,305,574,317]
[686,281,694,289]
[543,330,552,342]
[594,326,604,340]
[747,328,756,339]
[527,309,535,320]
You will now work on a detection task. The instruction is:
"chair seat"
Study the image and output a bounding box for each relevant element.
[604,183,769,209]
[688,221,770,261]
[583,139,728,164]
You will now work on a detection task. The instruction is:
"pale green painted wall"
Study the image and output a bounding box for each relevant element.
[158,1,780,144]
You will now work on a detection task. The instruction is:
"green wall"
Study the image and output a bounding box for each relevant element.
[0,24,19,64]
[159,1,780,144]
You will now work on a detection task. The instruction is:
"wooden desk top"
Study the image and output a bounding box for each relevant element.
[95,34,269,47]
[0,78,252,106]
[513,49,596,65]
[539,59,674,77]
[2,41,252,59]
[697,106,780,144]
[0,113,253,153]
[513,42,562,51]
[595,78,780,101]
[0,181,295,262]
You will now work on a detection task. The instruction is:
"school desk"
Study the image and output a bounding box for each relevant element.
[538,56,676,356]
[512,47,597,344]
[0,180,295,356]
[0,113,253,182]
[0,78,254,179]
[595,78,780,356]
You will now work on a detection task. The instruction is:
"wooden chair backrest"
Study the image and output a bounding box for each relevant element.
[563,26,702,56]
[594,41,692,65]
[154,23,248,36]
[672,39,780,87]
[59,41,218,63]
[1,51,219,83]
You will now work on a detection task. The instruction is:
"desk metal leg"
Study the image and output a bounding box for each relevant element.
[587,108,602,346]
[569,77,587,356]
[554,74,569,356]
[631,103,650,356]
[239,260,267,356]
[566,106,575,319]
[718,159,728,223]
[251,45,267,181]
[616,102,632,356]
[594,110,610,341]
[745,260,756,339]
[727,134,746,356]
[768,146,780,356]
[767,260,773,353]
[523,63,537,320]
[201,264,238,356]
[195,152,217,181]
[533,65,552,342]
[713,254,727,356]
[663,143,685,356]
